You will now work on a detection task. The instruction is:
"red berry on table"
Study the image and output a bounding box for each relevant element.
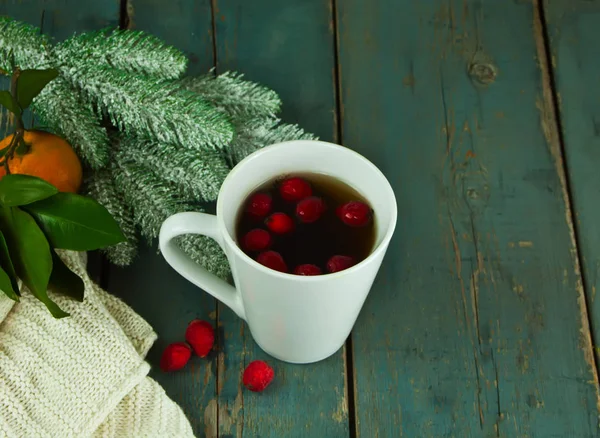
[265,212,294,234]
[326,255,355,273]
[257,250,288,273]
[243,360,274,392]
[336,201,373,227]
[296,196,326,223]
[279,177,312,201]
[185,320,215,358]
[293,264,322,276]
[160,342,192,372]
[246,192,272,219]
[242,228,272,252]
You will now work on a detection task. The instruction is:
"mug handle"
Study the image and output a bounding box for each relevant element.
[159,212,246,321]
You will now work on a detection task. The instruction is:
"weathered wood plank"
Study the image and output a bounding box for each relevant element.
[337,0,599,436]
[104,1,218,436]
[215,0,337,140]
[213,1,348,436]
[124,0,214,75]
[542,0,600,365]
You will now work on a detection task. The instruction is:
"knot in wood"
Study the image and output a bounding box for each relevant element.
[469,63,497,85]
[467,188,479,199]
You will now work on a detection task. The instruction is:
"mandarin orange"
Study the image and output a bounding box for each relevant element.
[0,130,82,193]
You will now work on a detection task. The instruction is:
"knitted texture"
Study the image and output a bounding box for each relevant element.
[94,377,194,437]
[0,251,194,437]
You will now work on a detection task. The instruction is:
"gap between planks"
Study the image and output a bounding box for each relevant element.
[331,0,359,436]
[532,0,600,411]
[209,3,223,436]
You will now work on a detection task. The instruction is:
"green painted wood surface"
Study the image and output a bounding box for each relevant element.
[336,0,599,436]
[4,1,600,436]
[213,1,348,436]
[103,1,219,436]
[543,0,600,367]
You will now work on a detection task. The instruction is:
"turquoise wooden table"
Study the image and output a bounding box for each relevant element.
[3,0,600,436]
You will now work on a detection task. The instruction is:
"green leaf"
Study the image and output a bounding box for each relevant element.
[0,206,68,318]
[0,230,19,296]
[0,174,58,207]
[25,193,126,251]
[0,264,18,301]
[0,90,21,116]
[16,68,59,109]
[49,251,84,302]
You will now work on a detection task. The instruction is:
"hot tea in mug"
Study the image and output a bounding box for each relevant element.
[236,173,376,276]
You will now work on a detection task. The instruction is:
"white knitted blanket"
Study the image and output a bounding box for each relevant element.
[0,251,195,437]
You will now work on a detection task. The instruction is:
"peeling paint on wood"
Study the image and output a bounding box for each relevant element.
[338,0,600,436]
[218,390,243,437]
[204,399,218,438]
[543,0,600,398]
[533,0,600,406]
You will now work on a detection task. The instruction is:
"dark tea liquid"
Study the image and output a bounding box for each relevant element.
[236,173,376,275]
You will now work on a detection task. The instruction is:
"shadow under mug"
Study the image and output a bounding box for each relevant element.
[159,140,397,364]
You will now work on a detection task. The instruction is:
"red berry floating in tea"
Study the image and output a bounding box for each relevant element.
[336,201,372,227]
[246,192,272,219]
[296,196,326,223]
[257,250,288,273]
[265,212,294,234]
[327,255,355,273]
[242,228,271,252]
[294,264,322,276]
[279,177,312,201]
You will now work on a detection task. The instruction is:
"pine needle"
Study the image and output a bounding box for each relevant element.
[111,159,196,239]
[180,71,281,120]
[32,78,110,168]
[84,169,139,265]
[177,234,230,280]
[116,135,229,202]
[0,17,50,71]
[230,117,317,164]
[54,28,187,80]
[60,65,234,150]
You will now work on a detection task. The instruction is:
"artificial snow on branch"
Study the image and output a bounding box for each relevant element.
[84,169,139,266]
[53,28,188,80]
[0,18,50,71]
[33,78,110,168]
[60,65,234,150]
[0,17,317,276]
[180,72,282,120]
[116,135,230,202]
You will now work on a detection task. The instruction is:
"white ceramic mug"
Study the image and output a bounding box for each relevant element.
[159,140,397,364]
